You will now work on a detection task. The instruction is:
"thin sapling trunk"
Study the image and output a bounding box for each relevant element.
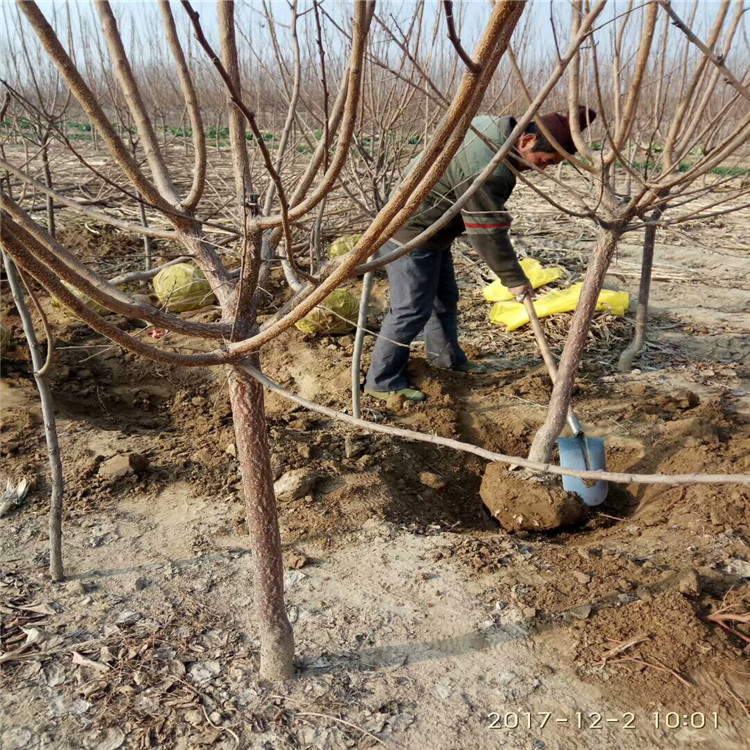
[528,228,620,463]
[2,252,64,580]
[618,208,663,372]
[138,195,153,271]
[41,136,55,238]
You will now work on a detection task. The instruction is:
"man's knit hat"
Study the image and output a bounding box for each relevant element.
[535,106,597,153]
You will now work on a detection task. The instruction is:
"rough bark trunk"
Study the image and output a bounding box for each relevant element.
[528,228,620,463]
[2,253,64,580]
[227,361,294,681]
[618,210,663,372]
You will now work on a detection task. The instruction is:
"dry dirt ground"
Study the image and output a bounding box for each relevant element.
[1,183,749,750]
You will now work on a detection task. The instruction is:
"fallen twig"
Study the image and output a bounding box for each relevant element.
[611,655,692,688]
[706,608,750,646]
[664,486,688,513]
[594,635,650,667]
[725,683,750,719]
[202,705,240,747]
[0,637,105,664]
[296,711,393,748]
[597,512,627,522]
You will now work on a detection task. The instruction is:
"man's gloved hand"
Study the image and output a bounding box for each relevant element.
[508,281,534,300]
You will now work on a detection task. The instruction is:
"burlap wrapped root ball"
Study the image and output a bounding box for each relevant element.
[52,281,110,317]
[295,289,359,336]
[0,325,10,356]
[153,263,216,312]
[328,234,362,258]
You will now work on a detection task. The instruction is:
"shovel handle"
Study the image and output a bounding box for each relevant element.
[522,295,559,381]
[519,294,583,437]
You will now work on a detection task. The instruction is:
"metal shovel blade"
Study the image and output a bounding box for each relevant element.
[558,436,608,506]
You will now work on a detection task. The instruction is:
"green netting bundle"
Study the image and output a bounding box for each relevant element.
[0,325,10,356]
[295,289,359,335]
[52,281,109,316]
[328,234,362,258]
[153,263,216,312]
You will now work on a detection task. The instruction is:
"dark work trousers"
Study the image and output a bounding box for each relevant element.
[365,242,468,392]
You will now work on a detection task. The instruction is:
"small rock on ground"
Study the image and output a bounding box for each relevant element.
[419,471,447,490]
[285,550,310,570]
[677,569,701,597]
[98,453,148,480]
[274,468,317,500]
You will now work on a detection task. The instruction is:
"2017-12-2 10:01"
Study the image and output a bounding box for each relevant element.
[487,711,720,730]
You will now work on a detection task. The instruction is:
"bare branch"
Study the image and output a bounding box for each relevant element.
[1,221,230,366]
[93,1,180,205]
[610,0,659,159]
[157,0,206,211]
[442,1,482,74]
[0,156,179,239]
[0,92,9,122]
[184,0,311,286]
[658,0,750,104]
[1,197,233,341]
[355,3,606,274]
[16,1,173,213]
[227,0,527,355]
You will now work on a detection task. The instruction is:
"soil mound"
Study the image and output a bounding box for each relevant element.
[480,464,586,531]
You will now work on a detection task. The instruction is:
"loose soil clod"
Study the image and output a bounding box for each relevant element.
[480,464,586,531]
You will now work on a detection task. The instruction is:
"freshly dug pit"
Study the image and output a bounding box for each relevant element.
[480,464,586,531]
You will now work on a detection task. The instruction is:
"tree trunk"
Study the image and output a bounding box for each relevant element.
[618,209,663,372]
[227,361,294,681]
[528,228,620,463]
[2,253,64,580]
[41,138,55,239]
[138,195,153,271]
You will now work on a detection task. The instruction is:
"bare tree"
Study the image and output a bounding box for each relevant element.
[0,0,527,681]
[4,0,747,682]
[513,0,750,463]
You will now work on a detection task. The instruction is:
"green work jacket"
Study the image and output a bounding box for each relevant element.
[394,115,527,288]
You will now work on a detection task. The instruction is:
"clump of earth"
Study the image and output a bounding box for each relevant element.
[480,464,586,531]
